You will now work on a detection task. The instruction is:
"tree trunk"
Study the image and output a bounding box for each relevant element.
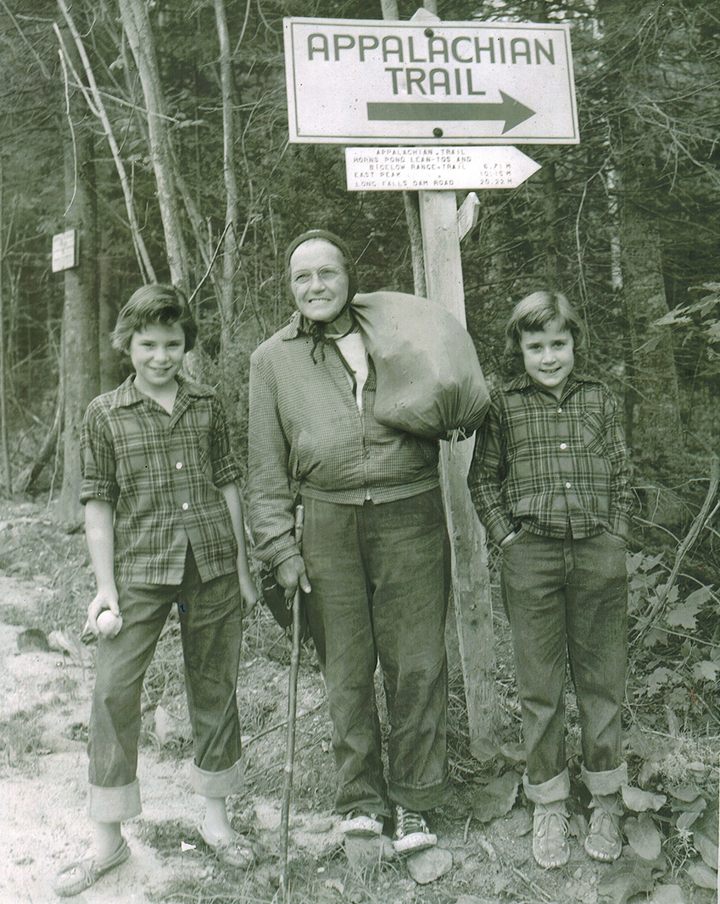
[538,156,561,290]
[98,220,121,392]
[58,47,99,525]
[0,160,11,494]
[617,178,682,469]
[118,0,188,290]
[213,0,240,361]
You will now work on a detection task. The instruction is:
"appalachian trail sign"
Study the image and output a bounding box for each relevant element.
[284,17,579,145]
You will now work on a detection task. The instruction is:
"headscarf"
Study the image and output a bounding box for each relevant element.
[284,229,358,362]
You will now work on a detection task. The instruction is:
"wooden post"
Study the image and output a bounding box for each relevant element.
[377,2,499,755]
[419,190,499,757]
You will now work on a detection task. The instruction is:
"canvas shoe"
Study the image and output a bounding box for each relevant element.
[392,806,437,854]
[532,801,570,869]
[339,810,383,837]
[584,794,623,862]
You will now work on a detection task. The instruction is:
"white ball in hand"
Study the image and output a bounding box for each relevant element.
[97,610,123,638]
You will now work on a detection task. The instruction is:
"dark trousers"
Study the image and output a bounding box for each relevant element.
[88,548,243,821]
[302,489,451,817]
[501,529,628,794]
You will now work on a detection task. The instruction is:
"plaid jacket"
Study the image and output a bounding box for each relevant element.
[247,313,440,569]
[80,374,241,585]
[468,372,633,544]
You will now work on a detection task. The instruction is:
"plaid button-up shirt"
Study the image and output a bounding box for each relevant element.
[80,374,241,585]
[247,313,440,569]
[468,372,633,544]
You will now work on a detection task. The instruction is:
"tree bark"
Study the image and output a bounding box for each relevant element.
[98,219,121,392]
[213,0,240,356]
[0,159,11,494]
[617,179,682,467]
[58,24,99,525]
[118,0,188,290]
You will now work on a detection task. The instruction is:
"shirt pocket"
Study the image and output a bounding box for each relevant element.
[581,410,607,455]
[113,419,148,485]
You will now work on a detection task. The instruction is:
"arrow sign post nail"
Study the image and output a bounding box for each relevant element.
[284,16,578,145]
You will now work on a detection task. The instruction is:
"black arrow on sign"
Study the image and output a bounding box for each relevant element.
[367,91,535,134]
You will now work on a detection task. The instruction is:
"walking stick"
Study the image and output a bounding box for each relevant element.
[279,503,304,902]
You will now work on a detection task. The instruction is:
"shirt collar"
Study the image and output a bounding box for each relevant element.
[111,372,212,409]
[504,371,598,396]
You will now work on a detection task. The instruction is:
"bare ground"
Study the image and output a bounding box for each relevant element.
[0,501,716,904]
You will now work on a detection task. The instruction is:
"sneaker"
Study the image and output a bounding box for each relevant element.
[339,810,383,837]
[584,795,623,862]
[532,802,570,869]
[392,806,437,854]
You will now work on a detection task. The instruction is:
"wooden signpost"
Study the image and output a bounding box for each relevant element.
[282,4,579,757]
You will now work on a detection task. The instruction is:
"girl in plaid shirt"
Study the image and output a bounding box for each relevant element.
[55,286,258,897]
[468,291,633,870]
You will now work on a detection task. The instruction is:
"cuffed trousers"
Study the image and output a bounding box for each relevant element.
[301,489,451,817]
[501,529,628,802]
[88,548,243,821]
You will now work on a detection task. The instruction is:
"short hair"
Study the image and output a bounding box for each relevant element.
[504,290,585,360]
[110,284,197,354]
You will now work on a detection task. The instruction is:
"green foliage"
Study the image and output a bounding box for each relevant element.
[618,776,718,889]
[626,550,719,733]
[655,282,720,376]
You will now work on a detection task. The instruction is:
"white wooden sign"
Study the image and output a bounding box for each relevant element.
[284,17,579,145]
[51,229,78,272]
[345,146,541,191]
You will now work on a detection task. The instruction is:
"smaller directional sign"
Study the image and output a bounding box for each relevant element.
[345,146,541,192]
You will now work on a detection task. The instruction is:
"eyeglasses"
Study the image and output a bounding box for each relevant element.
[291,266,346,287]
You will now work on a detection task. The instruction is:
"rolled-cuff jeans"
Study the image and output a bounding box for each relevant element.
[501,528,628,798]
[88,546,243,822]
[302,489,451,817]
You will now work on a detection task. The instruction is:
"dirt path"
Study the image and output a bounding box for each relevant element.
[0,573,342,904]
[1,574,186,902]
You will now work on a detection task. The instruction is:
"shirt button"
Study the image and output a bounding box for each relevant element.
[565,481,572,489]
[175,461,183,470]
[181,502,189,511]
[557,407,563,414]
[560,443,567,450]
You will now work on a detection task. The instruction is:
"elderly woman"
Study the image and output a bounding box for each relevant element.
[247,229,450,853]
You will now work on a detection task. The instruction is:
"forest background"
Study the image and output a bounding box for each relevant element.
[0,0,718,902]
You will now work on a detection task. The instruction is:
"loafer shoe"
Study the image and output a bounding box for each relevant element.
[532,802,570,869]
[53,838,130,897]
